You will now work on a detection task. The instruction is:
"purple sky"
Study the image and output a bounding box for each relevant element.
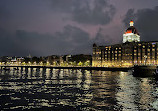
[0,0,158,56]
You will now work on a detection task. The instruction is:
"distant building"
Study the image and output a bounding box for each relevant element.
[47,55,63,65]
[59,56,64,65]
[17,57,24,62]
[92,21,158,67]
[11,57,24,63]
[66,55,72,62]
[27,54,32,59]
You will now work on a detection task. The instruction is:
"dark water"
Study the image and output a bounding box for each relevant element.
[0,67,158,111]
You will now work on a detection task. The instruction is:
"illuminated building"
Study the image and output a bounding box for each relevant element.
[92,21,158,67]
[123,20,140,43]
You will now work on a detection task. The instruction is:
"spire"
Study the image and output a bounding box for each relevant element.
[130,20,134,26]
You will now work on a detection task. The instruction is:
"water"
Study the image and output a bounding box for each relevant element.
[0,67,158,111]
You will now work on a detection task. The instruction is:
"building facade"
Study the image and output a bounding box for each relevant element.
[92,21,158,67]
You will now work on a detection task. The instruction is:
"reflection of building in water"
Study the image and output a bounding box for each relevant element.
[116,71,140,110]
[116,72,154,110]
[92,20,158,67]
[90,70,119,110]
[139,79,154,109]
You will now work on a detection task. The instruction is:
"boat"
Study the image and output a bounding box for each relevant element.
[132,65,156,77]
[153,66,158,79]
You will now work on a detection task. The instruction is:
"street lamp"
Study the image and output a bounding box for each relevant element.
[40,62,43,66]
[34,62,36,65]
[28,61,31,66]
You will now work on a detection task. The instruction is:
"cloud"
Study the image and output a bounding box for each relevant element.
[51,0,116,25]
[0,24,110,56]
[123,6,158,41]
[93,28,113,46]
[0,3,10,18]
[0,28,18,56]
[0,0,112,56]
[51,0,74,13]
[2,25,93,56]
[0,5,11,29]
[122,9,136,27]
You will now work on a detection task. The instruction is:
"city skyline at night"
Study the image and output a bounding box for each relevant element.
[0,0,158,56]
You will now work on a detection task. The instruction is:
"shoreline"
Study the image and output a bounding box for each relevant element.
[0,65,131,71]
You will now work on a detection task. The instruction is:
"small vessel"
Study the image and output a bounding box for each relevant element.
[153,66,158,78]
[132,65,156,77]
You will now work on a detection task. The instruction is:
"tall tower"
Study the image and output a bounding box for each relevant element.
[123,20,140,43]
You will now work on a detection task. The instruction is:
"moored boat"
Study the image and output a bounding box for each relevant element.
[153,66,158,79]
[132,65,156,77]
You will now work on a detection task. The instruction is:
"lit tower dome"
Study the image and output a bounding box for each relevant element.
[123,20,140,43]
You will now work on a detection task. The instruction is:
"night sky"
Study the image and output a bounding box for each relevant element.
[0,0,158,56]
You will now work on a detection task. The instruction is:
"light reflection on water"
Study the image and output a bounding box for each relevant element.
[0,67,158,110]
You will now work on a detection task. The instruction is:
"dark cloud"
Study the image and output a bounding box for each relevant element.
[51,0,116,25]
[122,9,136,27]
[123,6,158,41]
[0,9,9,21]
[0,5,11,29]
[0,24,109,56]
[51,0,74,13]
[0,17,108,56]
[0,28,18,56]
[93,28,113,46]
[0,25,92,56]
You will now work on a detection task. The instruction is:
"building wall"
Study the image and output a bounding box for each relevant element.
[123,33,140,43]
[92,41,158,67]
